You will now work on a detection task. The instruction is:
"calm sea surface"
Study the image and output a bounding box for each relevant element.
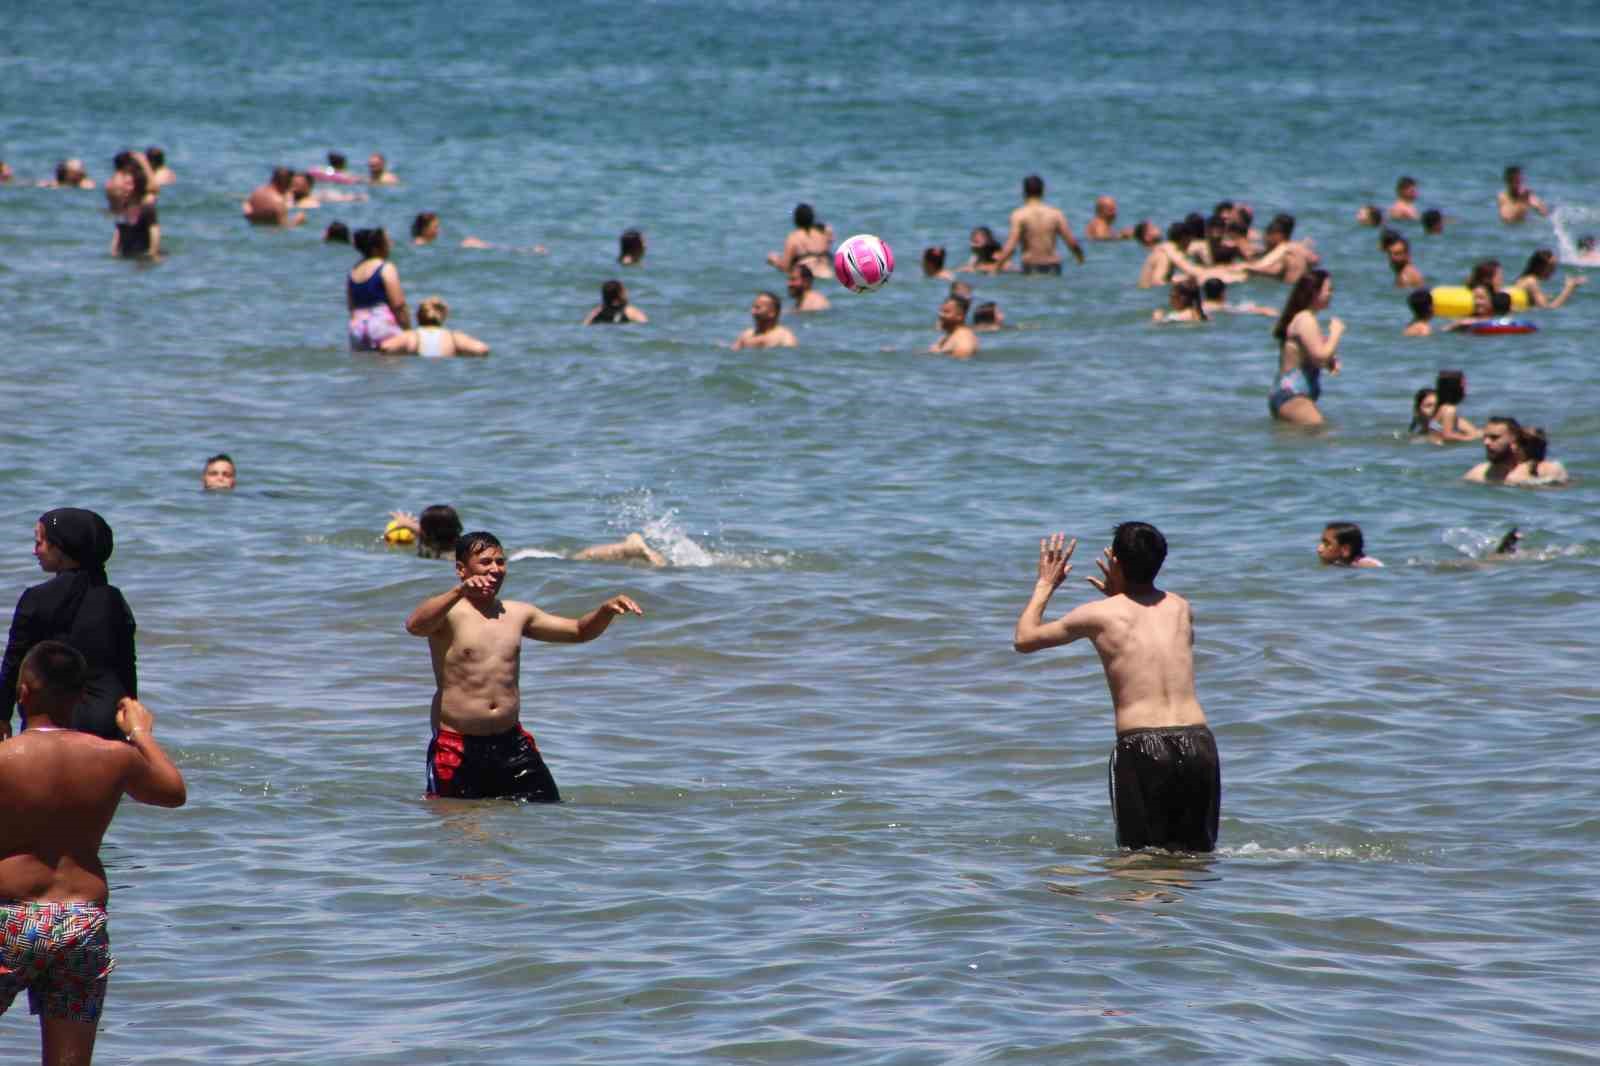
[4,2,1599,1063]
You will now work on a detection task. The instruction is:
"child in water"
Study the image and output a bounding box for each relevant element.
[1317,523,1383,568]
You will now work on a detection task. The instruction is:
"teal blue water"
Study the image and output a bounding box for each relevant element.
[4,2,1599,1063]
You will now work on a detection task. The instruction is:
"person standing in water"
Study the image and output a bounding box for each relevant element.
[1268,270,1343,427]
[0,642,186,1066]
[404,531,642,801]
[1013,525,1219,852]
[0,511,137,741]
[766,203,833,280]
[991,175,1085,274]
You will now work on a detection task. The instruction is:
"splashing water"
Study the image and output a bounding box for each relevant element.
[1550,204,1600,265]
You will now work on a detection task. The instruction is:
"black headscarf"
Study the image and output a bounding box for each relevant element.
[37,508,114,633]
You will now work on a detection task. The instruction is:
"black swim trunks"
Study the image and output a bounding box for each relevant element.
[1108,724,1220,851]
[1021,261,1063,275]
[426,725,561,802]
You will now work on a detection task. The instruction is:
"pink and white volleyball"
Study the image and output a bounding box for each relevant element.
[833,234,894,293]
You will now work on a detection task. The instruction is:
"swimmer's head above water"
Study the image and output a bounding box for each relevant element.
[1317,522,1368,566]
[202,453,236,491]
[419,505,463,558]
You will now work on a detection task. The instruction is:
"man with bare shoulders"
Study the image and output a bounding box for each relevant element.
[1084,195,1132,241]
[404,532,641,801]
[1013,524,1219,852]
[992,175,1085,275]
[1463,416,1524,484]
[0,642,186,1065]
[929,296,979,359]
[731,292,798,349]
[1246,213,1318,285]
[242,167,305,228]
[786,265,831,313]
[368,153,400,186]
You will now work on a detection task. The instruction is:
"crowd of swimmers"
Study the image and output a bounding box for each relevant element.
[1,147,1590,1063]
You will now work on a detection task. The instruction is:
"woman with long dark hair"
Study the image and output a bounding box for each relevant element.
[1268,269,1343,426]
[1511,249,1586,308]
[766,203,833,279]
[0,509,137,740]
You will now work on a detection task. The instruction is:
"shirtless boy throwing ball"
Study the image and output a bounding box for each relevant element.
[1013,524,1219,851]
[405,531,642,801]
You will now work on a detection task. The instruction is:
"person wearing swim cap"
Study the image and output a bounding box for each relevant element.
[405,531,643,801]
[1014,525,1220,852]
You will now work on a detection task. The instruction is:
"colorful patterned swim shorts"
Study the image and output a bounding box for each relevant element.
[0,900,115,1022]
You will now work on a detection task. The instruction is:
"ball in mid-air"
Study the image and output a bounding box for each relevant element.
[833,233,894,293]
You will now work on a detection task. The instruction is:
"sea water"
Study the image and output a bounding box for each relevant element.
[2,2,1598,1062]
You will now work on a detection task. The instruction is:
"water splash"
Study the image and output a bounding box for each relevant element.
[1550,204,1600,265]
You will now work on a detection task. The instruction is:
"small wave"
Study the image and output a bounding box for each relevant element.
[1221,841,1403,862]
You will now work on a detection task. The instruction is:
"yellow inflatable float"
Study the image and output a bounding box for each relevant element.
[1431,285,1529,317]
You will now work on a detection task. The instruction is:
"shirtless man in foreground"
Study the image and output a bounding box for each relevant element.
[1013,524,1219,852]
[992,175,1085,274]
[242,167,305,227]
[0,642,186,1065]
[731,292,798,349]
[405,532,642,801]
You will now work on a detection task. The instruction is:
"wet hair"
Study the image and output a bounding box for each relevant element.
[1182,213,1206,242]
[922,246,946,274]
[271,166,294,188]
[19,641,88,716]
[1165,221,1187,244]
[416,296,449,327]
[55,160,73,183]
[757,291,782,317]
[418,505,463,554]
[1324,522,1365,561]
[1378,228,1403,251]
[1486,414,1523,438]
[1421,208,1443,232]
[147,147,165,168]
[1133,220,1160,244]
[352,228,389,259]
[1171,278,1204,315]
[944,295,970,321]
[1397,175,1416,193]
[1435,369,1465,407]
[601,279,625,307]
[1111,522,1167,584]
[204,452,234,469]
[1202,278,1226,301]
[1409,388,1437,434]
[1388,236,1410,258]
[618,229,644,263]
[1273,269,1331,342]
[328,151,347,170]
[1504,164,1522,185]
[1213,200,1234,217]
[324,221,350,243]
[1267,213,1295,239]
[1356,205,1382,226]
[1491,291,1512,315]
[793,203,821,232]
[1466,260,1501,290]
[972,301,998,325]
[1406,288,1433,320]
[1235,206,1253,227]
[1519,426,1549,475]
[1022,174,1044,198]
[1520,248,1556,280]
[947,280,973,301]
[410,211,438,239]
[971,226,1000,262]
[455,530,503,563]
